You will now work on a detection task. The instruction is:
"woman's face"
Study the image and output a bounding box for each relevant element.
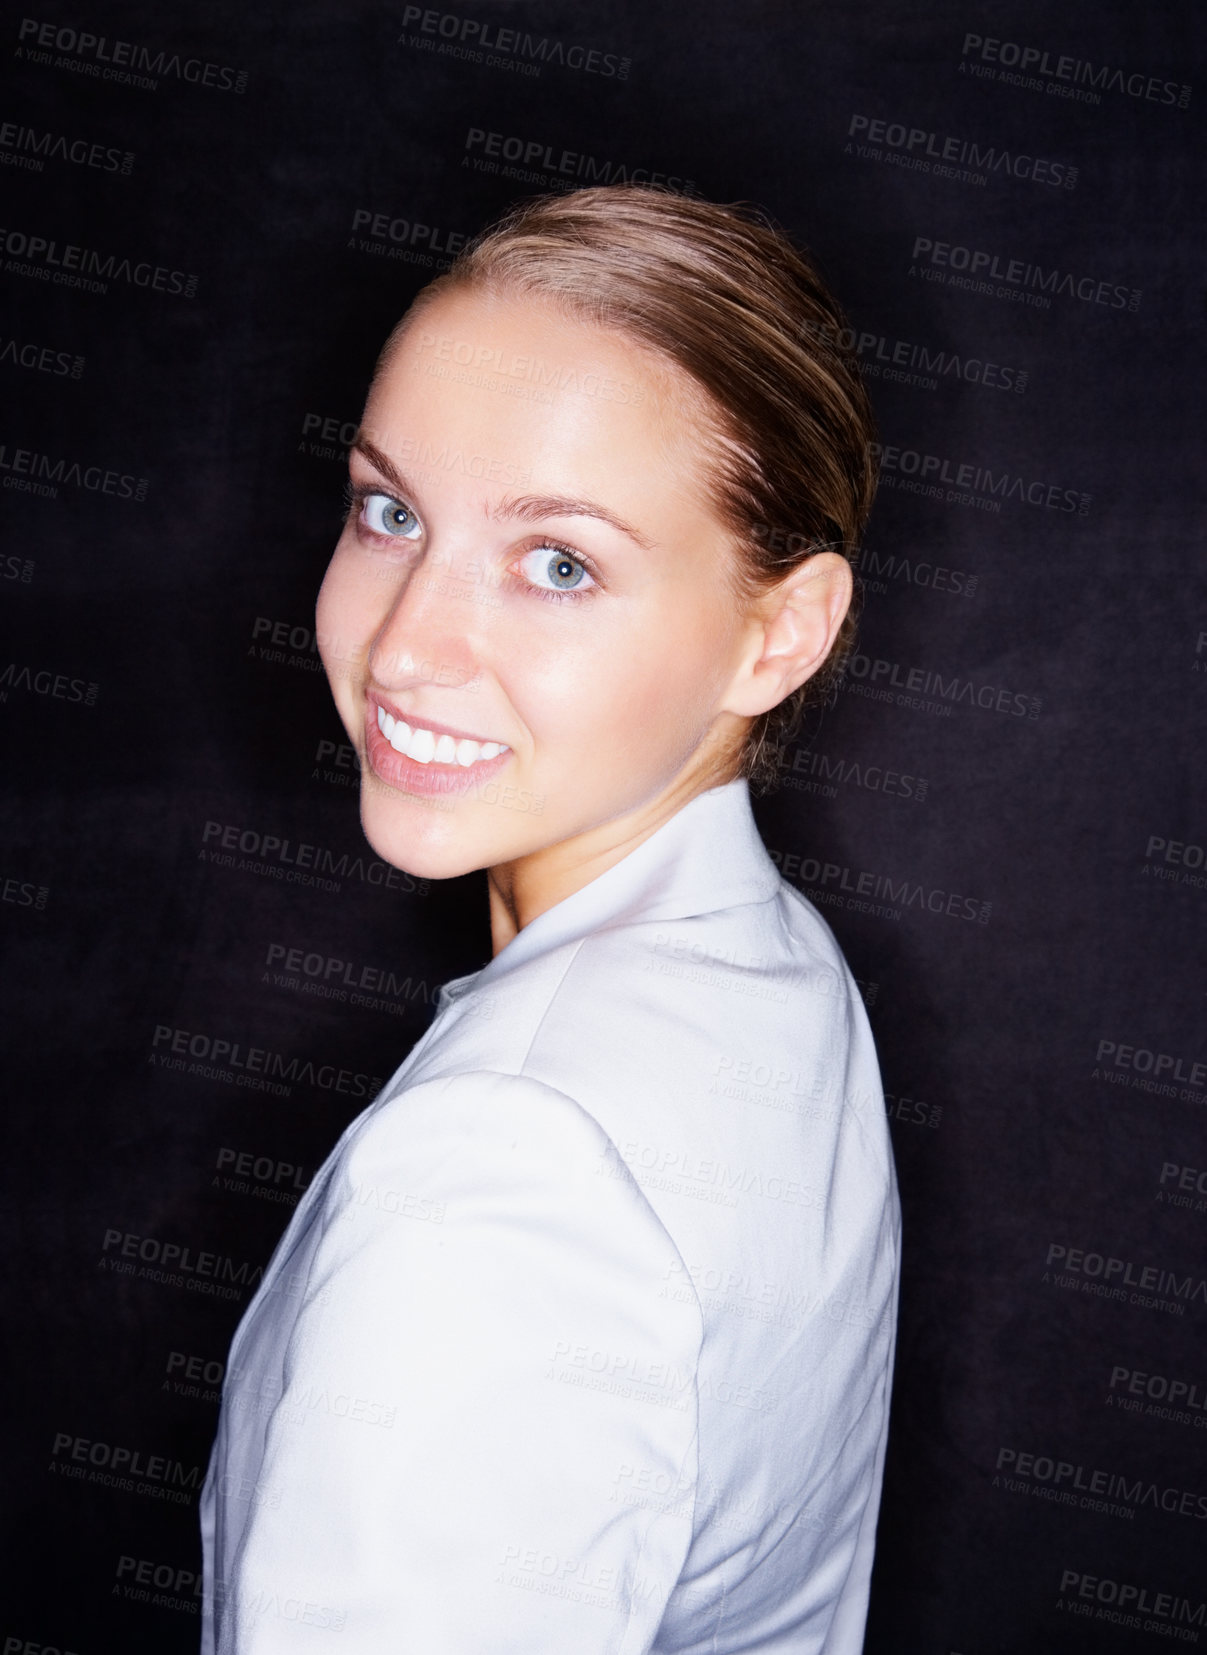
[316,285,759,882]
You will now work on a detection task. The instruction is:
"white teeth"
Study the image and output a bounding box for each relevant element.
[407,726,436,764]
[376,706,509,766]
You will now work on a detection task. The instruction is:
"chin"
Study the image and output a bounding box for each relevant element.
[357,789,495,882]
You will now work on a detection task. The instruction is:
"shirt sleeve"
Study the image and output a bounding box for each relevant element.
[216,1070,704,1654]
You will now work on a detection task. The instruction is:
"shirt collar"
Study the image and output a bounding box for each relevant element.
[439,779,779,1003]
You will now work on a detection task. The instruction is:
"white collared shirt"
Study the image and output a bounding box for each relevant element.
[201,779,900,1653]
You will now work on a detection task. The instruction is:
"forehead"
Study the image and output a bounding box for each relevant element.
[361,287,723,524]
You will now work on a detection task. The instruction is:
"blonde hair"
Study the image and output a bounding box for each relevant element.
[382,185,877,789]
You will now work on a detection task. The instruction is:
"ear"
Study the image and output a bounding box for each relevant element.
[722,551,853,718]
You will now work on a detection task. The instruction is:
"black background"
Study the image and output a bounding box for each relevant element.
[2,2,1204,1651]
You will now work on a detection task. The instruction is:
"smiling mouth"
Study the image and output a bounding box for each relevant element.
[375,704,510,768]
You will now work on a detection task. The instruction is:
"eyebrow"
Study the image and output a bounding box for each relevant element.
[352,434,653,551]
[491,492,654,550]
[352,436,418,505]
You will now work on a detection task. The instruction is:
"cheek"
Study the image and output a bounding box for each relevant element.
[316,550,386,684]
[512,599,727,760]
[610,598,736,750]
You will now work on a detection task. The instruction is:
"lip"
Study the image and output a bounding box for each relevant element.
[363,691,514,797]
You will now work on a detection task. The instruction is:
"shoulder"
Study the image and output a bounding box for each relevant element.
[522,880,871,1076]
[340,1068,626,1180]
[327,1071,706,1313]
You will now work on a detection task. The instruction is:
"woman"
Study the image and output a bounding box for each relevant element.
[201,185,900,1654]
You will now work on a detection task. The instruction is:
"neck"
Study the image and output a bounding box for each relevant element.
[486,743,741,955]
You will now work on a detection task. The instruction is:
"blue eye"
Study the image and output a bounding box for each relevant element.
[361,493,422,539]
[518,546,594,594]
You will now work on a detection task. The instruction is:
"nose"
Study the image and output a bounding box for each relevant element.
[367,545,484,697]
